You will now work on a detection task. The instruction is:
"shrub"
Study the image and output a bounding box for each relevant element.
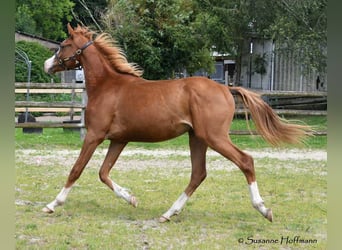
[15,40,60,83]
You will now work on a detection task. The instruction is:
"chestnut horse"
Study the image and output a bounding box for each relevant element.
[43,24,311,222]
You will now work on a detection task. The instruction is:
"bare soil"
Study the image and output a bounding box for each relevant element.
[15,147,327,173]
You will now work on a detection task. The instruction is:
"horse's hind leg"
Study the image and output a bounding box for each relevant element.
[208,136,273,222]
[160,132,208,222]
[98,141,137,207]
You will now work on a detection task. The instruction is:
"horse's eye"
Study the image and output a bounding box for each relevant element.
[60,44,70,49]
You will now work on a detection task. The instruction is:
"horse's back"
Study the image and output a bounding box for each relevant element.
[104,75,234,142]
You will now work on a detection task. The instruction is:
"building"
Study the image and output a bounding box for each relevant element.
[191,51,236,86]
[194,38,327,93]
[239,37,327,92]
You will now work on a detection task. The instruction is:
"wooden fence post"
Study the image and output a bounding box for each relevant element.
[80,87,87,140]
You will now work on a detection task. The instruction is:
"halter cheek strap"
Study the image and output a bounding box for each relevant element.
[56,40,93,70]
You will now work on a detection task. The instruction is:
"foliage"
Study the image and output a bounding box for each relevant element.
[15,0,327,80]
[15,4,37,35]
[269,0,327,75]
[103,0,215,79]
[196,0,327,78]
[15,41,64,114]
[70,0,108,31]
[15,0,74,40]
[253,53,267,75]
[15,41,61,83]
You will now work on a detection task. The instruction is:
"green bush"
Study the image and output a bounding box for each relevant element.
[15,40,60,83]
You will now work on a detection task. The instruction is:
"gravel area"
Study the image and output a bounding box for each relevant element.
[15,147,327,173]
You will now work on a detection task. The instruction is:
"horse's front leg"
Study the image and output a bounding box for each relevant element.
[42,132,104,213]
[98,140,137,207]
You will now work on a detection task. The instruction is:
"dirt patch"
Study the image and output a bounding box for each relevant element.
[15,148,326,173]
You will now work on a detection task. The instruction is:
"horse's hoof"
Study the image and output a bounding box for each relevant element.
[265,208,273,222]
[130,196,138,208]
[42,206,54,214]
[159,216,170,223]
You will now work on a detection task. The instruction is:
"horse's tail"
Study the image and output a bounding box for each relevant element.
[229,86,313,146]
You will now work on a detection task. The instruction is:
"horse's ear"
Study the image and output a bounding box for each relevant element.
[67,23,74,36]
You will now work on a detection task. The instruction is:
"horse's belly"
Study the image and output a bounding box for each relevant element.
[106,119,192,142]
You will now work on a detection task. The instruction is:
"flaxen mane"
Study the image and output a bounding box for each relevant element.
[74,25,143,77]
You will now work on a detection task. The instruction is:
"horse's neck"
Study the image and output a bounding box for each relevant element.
[80,47,140,95]
[81,48,115,89]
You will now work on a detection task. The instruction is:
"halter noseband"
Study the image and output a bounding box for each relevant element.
[56,40,93,70]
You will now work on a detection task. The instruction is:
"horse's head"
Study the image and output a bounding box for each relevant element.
[44,23,93,74]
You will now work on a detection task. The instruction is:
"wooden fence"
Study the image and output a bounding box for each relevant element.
[15,82,327,136]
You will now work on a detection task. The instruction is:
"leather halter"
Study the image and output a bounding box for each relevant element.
[56,40,93,70]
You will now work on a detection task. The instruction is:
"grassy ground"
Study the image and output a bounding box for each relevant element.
[15,116,327,151]
[15,116,327,249]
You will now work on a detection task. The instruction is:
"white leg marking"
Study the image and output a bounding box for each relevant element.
[44,55,55,73]
[112,181,137,207]
[248,181,268,216]
[160,192,189,222]
[43,187,72,213]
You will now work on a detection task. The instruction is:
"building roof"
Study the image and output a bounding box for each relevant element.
[15,31,59,50]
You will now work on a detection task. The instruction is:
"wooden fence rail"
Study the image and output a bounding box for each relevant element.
[15,82,85,89]
[15,83,327,136]
[255,90,327,97]
[15,82,87,135]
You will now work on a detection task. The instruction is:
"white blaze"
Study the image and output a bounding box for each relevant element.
[44,55,55,73]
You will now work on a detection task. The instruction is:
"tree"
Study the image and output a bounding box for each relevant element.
[195,0,327,80]
[15,0,74,40]
[103,0,215,79]
[70,0,108,31]
[269,0,327,75]
[15,4,37,35]
[16,0,326,81]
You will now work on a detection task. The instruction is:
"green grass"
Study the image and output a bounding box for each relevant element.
[15,115,327,249]
[15,156,327,249]
[15,116,327,150]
